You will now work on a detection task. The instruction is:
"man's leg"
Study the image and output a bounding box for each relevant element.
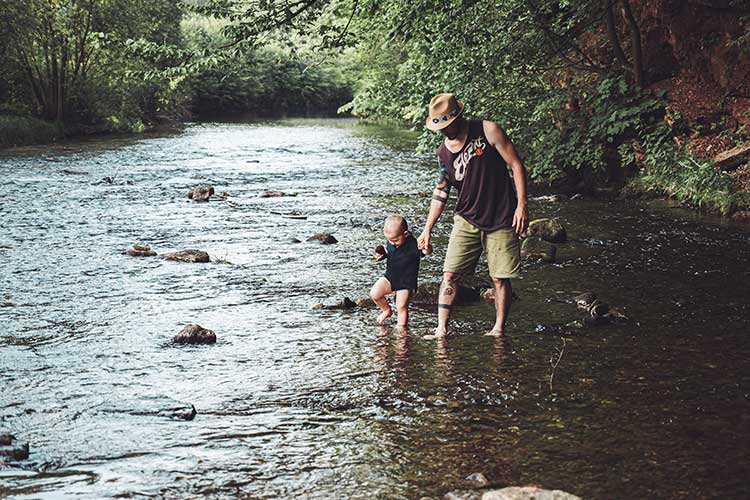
[487,277,512,336]
[370,277,393,324]
[436,215,482,337]
[435,272,462,336]
[483,227,521,337]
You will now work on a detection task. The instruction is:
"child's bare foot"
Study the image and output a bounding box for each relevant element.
[376,309,393,325]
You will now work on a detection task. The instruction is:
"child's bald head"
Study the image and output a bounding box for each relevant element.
[384,215,408,237]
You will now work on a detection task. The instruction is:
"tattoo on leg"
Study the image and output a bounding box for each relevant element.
[438,304,452,310]
[440,280,454,297]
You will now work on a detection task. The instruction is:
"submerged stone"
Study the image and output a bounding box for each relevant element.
[574,292,597,308]
[172,324,216,344]
[260,190,289,197]
[527,217,567,243]
[446,491,483,500]
[482,487,581,500]
[521,237,557,263]
[307,233,338,244]
[126,244,157,257]
[312,297,358,310]
[161,249,210,263]
[163,403,197,421]
[187,185,214,202]
[465,472,490,487]
[0,433,30,461]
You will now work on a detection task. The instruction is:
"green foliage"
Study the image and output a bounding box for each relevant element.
[0,114,62,147]
[530,76,662,180]
[631,125,736,215]
[0,0,188,133]
[181,14,353,117]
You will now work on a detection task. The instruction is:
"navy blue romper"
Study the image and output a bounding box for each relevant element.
[384,235,424,291]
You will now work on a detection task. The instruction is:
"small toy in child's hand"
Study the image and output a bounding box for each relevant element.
[375,245,386,255]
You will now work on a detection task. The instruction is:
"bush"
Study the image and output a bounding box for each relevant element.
[0,115,62,148]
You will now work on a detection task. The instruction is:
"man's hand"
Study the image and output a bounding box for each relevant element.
[417,230,431,250]
[512,203,528,235]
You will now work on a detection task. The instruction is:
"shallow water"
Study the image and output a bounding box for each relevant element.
[1,119,749,499]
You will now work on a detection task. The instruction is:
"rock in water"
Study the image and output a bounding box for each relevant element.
[528,218,567,243]
[161,250,210,263]
[446,492,483,500]
[307,233,338,244]
[465,472,490,487]
[126,244,157,257]
[260,190,288,197]
[161,403,197,421]
[356,297,375,307]
[187,185,214,202]
[574,292,597,308]
[482,487,581,500]
[312,297,358,310]
[0,433,30,461]
[521,237,557,263]
[172,324,216,344]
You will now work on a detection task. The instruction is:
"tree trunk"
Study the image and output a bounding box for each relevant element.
[621,0,643,89]
[604,0,628,68]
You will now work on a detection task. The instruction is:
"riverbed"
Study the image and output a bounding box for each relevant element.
[1,119,749,499]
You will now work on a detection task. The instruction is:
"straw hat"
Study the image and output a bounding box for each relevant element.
[425,93,464,131]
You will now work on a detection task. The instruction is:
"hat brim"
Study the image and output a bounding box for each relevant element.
[425,101,464,131]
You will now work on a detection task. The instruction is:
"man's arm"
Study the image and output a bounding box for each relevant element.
[417,163,451,249]
[483,120,528,234]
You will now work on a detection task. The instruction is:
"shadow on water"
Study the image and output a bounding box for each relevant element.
[1,118,750,499]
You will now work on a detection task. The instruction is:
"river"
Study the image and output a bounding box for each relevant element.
[1,119,750,499]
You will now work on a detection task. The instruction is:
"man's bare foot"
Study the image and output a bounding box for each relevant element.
[376,309,393,325]
[422,326,447,339]
[484,328,504,337]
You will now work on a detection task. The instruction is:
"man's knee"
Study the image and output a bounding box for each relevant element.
[440,272,461,299]
[443,272,462,285]
[492,277,511,287]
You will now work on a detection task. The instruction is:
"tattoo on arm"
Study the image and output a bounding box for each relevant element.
[435,163,451,194]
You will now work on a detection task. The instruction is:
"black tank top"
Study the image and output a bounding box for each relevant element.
[436,120,517,231]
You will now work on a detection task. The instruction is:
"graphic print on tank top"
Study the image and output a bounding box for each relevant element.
[453,136,487,181]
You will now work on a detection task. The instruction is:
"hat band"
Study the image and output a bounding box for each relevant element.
[431,108,460,125]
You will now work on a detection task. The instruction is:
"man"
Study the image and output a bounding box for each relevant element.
[417,93,528,337]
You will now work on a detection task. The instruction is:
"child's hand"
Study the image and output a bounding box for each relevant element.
[374,245,386,261]
[423,243,433,256]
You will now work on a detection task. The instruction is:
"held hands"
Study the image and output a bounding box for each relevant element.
[416,230,431,251]
[512,203,529,235]
[422,243,433,256]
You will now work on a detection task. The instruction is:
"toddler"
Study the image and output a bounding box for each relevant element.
[369,215,432,327]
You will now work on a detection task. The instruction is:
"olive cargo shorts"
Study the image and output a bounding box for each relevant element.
[443,215,521,278]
